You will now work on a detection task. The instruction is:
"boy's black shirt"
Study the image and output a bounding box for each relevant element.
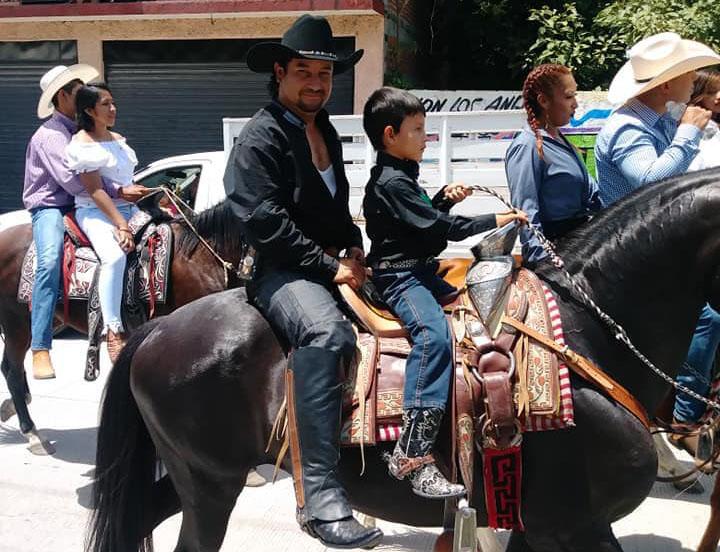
[224,100,363,281]
[363,151,497,266]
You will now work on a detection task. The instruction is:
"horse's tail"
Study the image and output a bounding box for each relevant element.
[86,318,163,552]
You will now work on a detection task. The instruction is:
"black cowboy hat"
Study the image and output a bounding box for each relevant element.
[246,14,364,74]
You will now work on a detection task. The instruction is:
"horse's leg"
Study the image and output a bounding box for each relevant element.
[172,467,247,552]
[0,323,53,454]
[698,472,720,552]
[142,474,182,535]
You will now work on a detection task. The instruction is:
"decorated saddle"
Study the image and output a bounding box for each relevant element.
[333,222,648,531]
[18,209,174,380]
[18,210,172,312]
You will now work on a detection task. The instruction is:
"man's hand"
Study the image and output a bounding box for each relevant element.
[496,209,529,227]
[345,246,366,265]
[119,184,151,203]
[333,258,369,291]
[681,105,712,130]
[444,183,473,204]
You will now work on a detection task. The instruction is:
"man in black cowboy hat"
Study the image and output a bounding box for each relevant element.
[224,14,383,549]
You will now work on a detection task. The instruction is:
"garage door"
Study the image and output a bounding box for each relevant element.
[0,41,77,213]
[104,38,355,169]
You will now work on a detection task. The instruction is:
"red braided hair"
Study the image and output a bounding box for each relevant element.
[522,64,571,160]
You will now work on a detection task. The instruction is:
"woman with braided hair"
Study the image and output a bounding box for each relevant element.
[505,63,602,265]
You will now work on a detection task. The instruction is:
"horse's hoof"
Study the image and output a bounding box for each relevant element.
[0,398,16,422]
[673,477,704,494]
[23,429,56,456]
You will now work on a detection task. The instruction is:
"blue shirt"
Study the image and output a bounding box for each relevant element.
[505,124,601,263]
[594,98,702,206]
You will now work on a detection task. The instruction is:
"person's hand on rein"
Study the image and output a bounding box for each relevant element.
[114,227,134,253]
[119,184,151,203]
[496,210,529,227]
[443,183,473,204]
[333,258,370,291]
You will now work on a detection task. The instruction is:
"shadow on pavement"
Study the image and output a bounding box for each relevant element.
[618,534,694,552]
[651,472,715,506]
[0,424,97,465]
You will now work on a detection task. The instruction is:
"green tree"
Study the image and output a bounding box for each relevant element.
[526,0,720,89]
[525,3,621,89]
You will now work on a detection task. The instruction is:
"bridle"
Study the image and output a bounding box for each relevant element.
[143,187,242,287]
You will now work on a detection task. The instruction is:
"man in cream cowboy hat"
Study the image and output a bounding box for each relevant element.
[22,64,144,379]
[595,33,720,462]
[224,14,382,550]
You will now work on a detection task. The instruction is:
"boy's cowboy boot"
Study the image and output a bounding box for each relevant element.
[286,346,383,549]
[32,350,55,379]
[387,407,466,499]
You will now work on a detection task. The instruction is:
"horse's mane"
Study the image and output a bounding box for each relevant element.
[175,199,243,259]
[551,167,720,275]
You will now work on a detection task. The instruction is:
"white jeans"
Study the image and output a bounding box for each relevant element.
[75,203,137,333]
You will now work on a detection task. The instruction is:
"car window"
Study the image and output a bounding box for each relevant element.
[137,165,202,208]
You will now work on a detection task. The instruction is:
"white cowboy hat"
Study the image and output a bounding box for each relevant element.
[608,32,720,105]
[36,64,99,119]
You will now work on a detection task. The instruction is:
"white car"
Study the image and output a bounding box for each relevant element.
[1,149,503,258]
[0,151,228,232]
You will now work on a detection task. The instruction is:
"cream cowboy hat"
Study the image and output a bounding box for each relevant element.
[608,32,720,105]
[36,64,99,119]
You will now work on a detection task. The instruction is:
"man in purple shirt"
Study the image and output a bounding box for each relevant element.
[23,64,146,379]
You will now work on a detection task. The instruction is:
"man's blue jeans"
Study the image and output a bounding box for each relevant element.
[674,304,720,423]
[29,207,66,351]
[373,263,455,411]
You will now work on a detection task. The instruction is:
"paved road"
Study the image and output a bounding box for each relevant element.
[0,333,714,551]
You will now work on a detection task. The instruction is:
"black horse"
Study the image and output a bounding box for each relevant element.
[0,199,244,452]
[87,171,720,552]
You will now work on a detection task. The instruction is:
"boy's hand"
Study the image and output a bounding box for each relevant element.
[496,210,528,227]
[444,183,473,204]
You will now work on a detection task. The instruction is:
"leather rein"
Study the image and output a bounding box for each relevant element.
[145,188,241,287]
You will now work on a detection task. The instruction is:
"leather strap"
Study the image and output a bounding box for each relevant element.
[394,453,436,478]
[502,315,650,428]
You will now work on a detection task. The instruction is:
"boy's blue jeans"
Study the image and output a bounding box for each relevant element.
[30,206,66,351]
[373,263,456,411]
[674,303,720,423]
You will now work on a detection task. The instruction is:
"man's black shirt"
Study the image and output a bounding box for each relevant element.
[224,101,363,281]
[363,151,497,265]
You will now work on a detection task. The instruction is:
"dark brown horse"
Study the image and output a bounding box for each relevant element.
[88,171,720,552]
[0,200,244,452]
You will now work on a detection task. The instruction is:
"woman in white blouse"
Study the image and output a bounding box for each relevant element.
[66,83,147,361]
[688,70,720,171]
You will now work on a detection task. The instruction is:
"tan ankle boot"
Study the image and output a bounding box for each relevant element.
[106,331,127,364]
[32,350,55,380]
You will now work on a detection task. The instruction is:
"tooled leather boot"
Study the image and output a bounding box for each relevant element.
[387,407,466,499]
[286,346,383,549]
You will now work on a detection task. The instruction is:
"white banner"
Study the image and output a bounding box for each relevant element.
[410,89,614,131]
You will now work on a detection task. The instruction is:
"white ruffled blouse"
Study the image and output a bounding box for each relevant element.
[66,136,138,208]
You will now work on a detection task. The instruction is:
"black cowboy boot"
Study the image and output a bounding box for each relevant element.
[286,346,383,549]
[387,407,466,499]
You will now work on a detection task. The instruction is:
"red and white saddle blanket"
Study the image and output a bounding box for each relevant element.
[17,211,173,311]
